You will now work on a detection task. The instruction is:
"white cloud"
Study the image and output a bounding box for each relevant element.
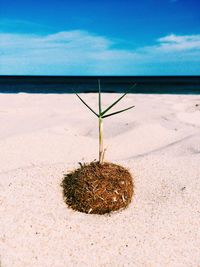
[0,31,200,75]
[157,34,200,51]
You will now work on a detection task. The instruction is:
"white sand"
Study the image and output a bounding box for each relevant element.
[0,93,200,267]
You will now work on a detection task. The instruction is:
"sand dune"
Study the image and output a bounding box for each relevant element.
[0,93,200,267]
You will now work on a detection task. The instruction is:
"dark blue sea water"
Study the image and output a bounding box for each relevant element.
[0,76,200,94]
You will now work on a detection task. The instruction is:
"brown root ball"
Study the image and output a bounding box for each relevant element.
[61,161,134,215]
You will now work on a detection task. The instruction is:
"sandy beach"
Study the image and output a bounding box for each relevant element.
[0,93,200,267]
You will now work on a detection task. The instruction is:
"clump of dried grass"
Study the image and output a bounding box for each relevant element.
[61,161,134,215]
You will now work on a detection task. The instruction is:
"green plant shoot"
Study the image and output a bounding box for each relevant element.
[76,80,136,164]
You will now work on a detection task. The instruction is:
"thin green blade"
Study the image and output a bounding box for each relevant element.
[98,79,101,115]
[102,105,135,119]
[101,92,127,116]
[76,94,99,117]
[101,83,136,116]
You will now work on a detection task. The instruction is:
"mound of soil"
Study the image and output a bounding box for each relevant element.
[61,161,134,215]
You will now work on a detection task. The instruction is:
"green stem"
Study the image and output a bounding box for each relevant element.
[99,116,103,164]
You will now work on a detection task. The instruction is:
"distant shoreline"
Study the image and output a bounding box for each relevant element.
[0,75,200,94]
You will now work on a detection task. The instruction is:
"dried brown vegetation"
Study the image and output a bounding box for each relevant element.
[61,162,134,215]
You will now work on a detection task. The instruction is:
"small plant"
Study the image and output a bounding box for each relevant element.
[61,80,136,214]
[76,80,136,163]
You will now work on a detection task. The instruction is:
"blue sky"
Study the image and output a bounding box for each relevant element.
[0,0,200,75]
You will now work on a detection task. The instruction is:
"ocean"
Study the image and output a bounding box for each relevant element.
[0,76,200,94]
